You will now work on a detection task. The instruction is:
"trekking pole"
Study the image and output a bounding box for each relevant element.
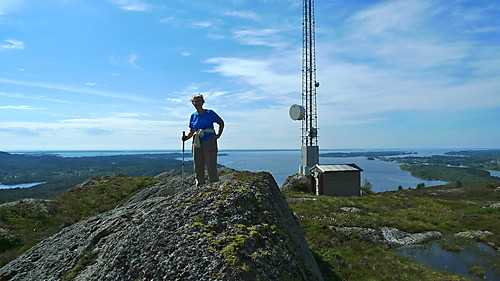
[182,131,186,187]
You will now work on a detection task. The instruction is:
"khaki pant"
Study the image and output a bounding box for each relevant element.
[192,137,219,185]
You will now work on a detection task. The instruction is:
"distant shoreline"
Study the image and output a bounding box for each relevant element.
[8,148,498,153]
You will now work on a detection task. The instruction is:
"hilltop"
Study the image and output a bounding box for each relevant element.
[1,166,499,280]
[0,170,323,281]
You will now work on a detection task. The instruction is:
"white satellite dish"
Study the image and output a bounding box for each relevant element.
[289,104,305,120]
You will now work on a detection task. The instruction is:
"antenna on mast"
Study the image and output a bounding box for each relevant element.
[290,0,319,176]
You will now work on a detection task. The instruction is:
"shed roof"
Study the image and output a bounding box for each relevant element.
[311,164,363,173]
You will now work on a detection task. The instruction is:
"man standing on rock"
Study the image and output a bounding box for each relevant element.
[182,94,224,186]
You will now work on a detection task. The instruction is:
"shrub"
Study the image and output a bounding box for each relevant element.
[290,181,309,193]
[361,179,374,195]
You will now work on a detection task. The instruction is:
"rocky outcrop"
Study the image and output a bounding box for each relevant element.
[281,173,310,193]
[484,202,500,209]
[339,207,366,215]
[0,171,323,281]
[454,230,494,239]
[0,198,49,208]
[286,197,318,204]
[333,226,443,248]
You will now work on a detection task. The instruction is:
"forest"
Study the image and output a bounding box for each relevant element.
[0,151,191,201]
[381,149,500,186]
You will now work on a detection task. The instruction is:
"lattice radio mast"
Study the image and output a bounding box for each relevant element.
[289,0,319,175]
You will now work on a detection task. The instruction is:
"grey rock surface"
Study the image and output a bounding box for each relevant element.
[454,230,494,239]
[485,202,500,209]
[0,198,50,208]
[334,226,443,248]
[281,173,310,192]
[339,207,366,215]
[0,171,323,281]
[286,198,318,204]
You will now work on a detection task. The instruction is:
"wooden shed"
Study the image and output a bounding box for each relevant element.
[310,164,363,197]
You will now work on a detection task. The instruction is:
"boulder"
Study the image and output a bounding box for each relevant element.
[485,202,500,209]
[333,226,443,248]
[454,231,493,239]
[0,171,323,281]
[339,207,366,215]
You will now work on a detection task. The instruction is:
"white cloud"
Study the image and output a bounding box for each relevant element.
[223,10,260,21]
[181,51,191,56]
[167,84,231,105]
[111,112,149,117]
[160,17,175,23]
[352,38,468,69]
[350,0,434,37]
[206,33,226,40]
[0,127,38,137]
[319,0,498,94]
[1,39,25,50]
[0,117,178,132]
[108,0,151,12]
[0,105,44,110]
[0,77,157,103]
[220,105,299,149]
[0,91,76,104]
[232,29,286,48]
[205,44,499,129]
[464,26,499,34]
[0,0,23,15]
[110,53,144,71]
[341,1,469,70]
[0,115,187,150]
[128,54,141,70]
[204,55,299,103]
[313,55,500,126]
[451,4,499,23]
[166,98,182,103]
[193,21,213,28]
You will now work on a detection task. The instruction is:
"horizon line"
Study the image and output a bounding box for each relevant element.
[5,147,500,153]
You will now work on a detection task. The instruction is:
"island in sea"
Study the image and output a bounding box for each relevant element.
[320,150,416,158]
[0,149,499,280]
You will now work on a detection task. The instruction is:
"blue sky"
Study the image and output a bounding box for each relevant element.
[1,0,499,151]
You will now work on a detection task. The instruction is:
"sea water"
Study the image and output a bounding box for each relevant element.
[197,149,447,190]
[488,170,500,178]
[13,149,455,191]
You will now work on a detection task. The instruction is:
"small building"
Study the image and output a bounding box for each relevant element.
[310,164,363,197]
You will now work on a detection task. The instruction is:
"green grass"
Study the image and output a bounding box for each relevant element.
[0,174,157,266]
[285,182,499,280]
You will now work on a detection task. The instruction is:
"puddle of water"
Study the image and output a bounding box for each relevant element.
[396,238,500,280]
